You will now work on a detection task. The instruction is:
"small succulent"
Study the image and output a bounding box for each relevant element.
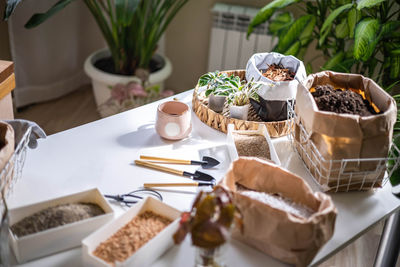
[173,186,243,249]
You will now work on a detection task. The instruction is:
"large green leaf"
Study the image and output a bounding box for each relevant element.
[299,16,316,45]
[320,4,353,36]
[268,12,293,35]
[354,18,381,61]
[390,56,400,79]
[357,0,385,10]
[248,0,299,37]
[380,21,400,38]
[25,0,76,28]
[347,7,360,38]
[283,41,301,56]
[4,0,24,20]
[391,49,400,55]
[335,19,349,39]
[323,52,345,70]
[116,0,140,26]
[277,15,315,52]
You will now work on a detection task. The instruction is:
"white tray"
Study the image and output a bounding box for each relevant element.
[82,197,181,267]
[227,124,281,165]
[9,188,114,263]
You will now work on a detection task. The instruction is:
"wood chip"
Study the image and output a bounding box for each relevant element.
[93,211,172,265]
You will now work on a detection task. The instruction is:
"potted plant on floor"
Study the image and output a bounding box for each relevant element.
[4,0,189,117]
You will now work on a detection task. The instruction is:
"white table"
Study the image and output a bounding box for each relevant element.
[8,90,400,266]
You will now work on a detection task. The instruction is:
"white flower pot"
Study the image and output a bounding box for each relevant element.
[229,104,250,120]
[208,94,226,113]
[84,48,172,117]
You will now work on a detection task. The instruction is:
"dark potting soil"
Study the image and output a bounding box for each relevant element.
[94,54,165,75]
[311,84,380,116]
[10,203,105,237]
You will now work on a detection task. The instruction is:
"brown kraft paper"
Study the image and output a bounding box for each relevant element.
[220,157,337,267]
[295,71,397,191]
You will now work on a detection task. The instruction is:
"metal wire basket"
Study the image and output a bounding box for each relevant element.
[0,127,31,220]
[287,101,400,192]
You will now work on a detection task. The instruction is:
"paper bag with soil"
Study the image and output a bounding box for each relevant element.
[246,52,306,121]
[220,157,337,267]
[295,71,397,191]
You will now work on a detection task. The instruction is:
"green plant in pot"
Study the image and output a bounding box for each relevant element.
[4,0,189,117]
[197,71,237,113]
[173,186,243,267]
[227,78,260,121]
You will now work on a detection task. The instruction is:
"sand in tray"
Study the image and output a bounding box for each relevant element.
[237,186,314,219]
[233,133,270,161]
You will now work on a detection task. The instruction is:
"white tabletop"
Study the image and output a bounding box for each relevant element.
[7,90,400,266]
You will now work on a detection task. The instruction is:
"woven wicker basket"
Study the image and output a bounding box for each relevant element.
[192,70,291,137]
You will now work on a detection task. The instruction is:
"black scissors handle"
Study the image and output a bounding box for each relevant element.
[104,189,163,207]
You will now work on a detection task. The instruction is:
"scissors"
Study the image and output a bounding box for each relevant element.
[104,188,163,207]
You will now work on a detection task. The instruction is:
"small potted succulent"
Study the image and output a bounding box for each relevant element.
[173,186,242,267]
[197,72,238,113]
[227,78,261,121]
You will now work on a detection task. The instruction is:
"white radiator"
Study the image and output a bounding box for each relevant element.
[207,3,277,72]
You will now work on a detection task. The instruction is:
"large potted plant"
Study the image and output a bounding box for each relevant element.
[4,0,189,117]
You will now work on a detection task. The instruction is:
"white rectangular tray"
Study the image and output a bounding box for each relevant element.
[82,197,181,267]
[9,188,114,263]
[227,124,281,165]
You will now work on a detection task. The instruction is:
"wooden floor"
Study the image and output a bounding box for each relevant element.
[14,86,399,267]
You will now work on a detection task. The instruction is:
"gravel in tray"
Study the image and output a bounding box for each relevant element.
[11,203,105,237]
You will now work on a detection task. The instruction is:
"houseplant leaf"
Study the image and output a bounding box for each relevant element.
[299,15,316,46]
[25,0,76,28]
[335,19,349,39]
[283,41,301,56]
[380,21,400,38]
[277,15,315,53]
[268,12,293,35]
[354,18,381,61]
[319,3,352,45]
[248,0,299,37]
[391,49,400,55]
[116,0,140,26]
[322,52,345,70]
[3,0,24,20]
[357,0,385,10]
[347,7,361,38]
[390,56,400,79]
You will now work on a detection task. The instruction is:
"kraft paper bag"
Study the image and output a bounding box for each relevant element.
[220,157,337,267]
[295,71,397,191]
